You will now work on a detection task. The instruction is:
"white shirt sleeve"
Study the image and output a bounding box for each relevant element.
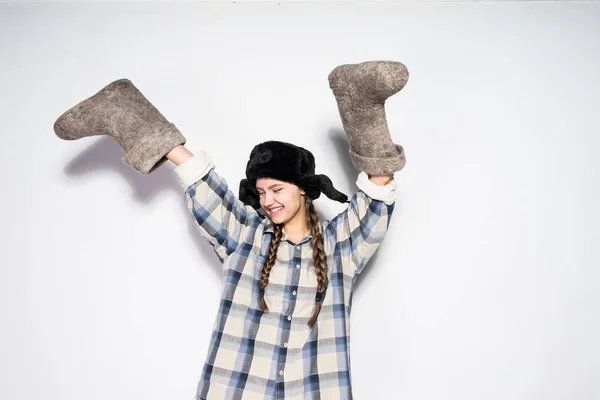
[174,150,215,189]
[355,171,398,206]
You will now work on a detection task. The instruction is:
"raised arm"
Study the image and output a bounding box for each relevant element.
[168,145,262,264]
[325,172,398,275]
[326,60,410,275]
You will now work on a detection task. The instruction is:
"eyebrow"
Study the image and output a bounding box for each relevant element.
[256,183,284,191]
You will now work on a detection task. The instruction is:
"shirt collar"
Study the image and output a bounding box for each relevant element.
[263,219,314,245]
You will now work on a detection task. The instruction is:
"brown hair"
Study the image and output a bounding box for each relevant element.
[259,195,327,328]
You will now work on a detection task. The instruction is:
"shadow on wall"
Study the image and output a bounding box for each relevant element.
[62,135,223,280]
[63,136,180,202]
[328,127,356,188]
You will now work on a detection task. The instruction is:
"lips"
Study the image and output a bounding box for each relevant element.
[269,206,284,215]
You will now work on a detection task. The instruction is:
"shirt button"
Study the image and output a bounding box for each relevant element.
[296,264,300,269]
[292,290,297,296]
[287,315,292,321]
[279,370,284,376]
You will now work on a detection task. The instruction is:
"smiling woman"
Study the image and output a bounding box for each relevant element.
[53,60,406,400]
[237,140,350,328]
[256,178,304,228]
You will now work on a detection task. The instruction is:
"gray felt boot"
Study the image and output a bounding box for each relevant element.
[328,61,408,175]
[54,79,186,174]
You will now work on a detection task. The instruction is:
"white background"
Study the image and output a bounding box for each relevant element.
[1,1,599,399]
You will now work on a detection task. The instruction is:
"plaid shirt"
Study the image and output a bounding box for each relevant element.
[176,153,398,400]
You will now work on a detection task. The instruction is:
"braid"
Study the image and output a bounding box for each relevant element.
[260,224,283,312]
[306,197,326,328]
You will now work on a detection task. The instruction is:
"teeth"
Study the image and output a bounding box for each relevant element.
[271,207,283,213]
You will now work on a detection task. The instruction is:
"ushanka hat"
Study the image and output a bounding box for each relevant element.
[239,141,348,211]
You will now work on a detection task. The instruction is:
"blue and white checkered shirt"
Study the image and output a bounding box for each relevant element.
[175,152,398,400]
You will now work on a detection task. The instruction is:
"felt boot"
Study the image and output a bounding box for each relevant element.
[54,79,186,174]
[328,61,408,175]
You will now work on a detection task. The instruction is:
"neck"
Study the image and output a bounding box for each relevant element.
[283,221,309,242]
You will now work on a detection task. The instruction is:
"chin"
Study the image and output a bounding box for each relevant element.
[270,212,290,225]
[271,215,287,225]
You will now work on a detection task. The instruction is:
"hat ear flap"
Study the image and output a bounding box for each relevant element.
[300,175,348,204]
[301,183,321,201]
[239,179,262,211]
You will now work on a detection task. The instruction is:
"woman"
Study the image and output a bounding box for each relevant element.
[54,60,408,399]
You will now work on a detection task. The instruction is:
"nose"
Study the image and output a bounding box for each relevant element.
[263,192,274,207]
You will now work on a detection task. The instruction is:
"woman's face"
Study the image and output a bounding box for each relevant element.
[256,178,305,225]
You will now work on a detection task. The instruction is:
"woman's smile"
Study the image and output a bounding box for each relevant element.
[269,206,284,214]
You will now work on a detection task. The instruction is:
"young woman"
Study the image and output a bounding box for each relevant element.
[54,60,408,400]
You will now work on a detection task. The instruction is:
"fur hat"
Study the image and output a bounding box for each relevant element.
[239,141,348,211]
